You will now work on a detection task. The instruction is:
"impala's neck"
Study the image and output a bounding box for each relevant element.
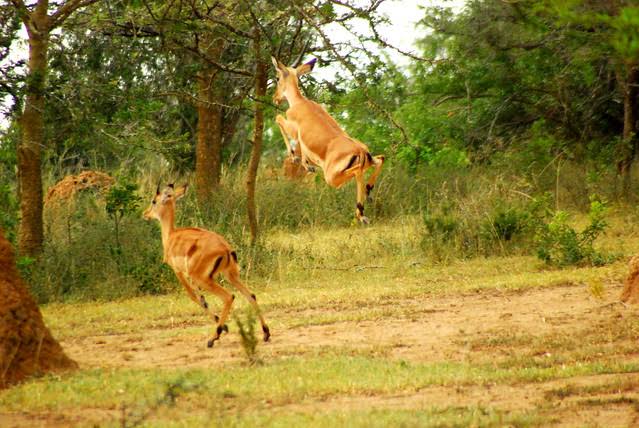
[284,78,305,107]
[157,207,176,254]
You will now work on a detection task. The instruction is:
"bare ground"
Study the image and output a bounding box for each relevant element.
[4,282,639,427]
[58,282,639,426]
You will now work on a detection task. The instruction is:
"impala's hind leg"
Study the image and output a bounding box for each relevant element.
[175,272,220,323]
[197,279,234,348]
[225,268,270,342]
[365,155,385,202]
[355,172,369,225]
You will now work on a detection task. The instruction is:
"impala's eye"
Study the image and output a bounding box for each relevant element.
[152,200,156,205]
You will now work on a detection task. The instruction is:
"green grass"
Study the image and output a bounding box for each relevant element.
[3,214,639,427]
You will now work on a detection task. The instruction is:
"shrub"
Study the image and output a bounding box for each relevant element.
[235,311,260,366]
[533,196,614,267]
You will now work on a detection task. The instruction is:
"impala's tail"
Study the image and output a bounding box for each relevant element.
[342,151,374,175]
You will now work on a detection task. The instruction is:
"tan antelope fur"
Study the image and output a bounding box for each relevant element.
[143,184,270,348]
[271,57,385,224]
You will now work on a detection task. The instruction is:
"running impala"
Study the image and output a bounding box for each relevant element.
[143,183,270,348]
[272,57,385,224]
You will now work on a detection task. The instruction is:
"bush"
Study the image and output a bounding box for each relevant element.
[532,196,615,267]
[28,191,175,302]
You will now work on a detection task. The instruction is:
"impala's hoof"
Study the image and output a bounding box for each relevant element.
[222,324,229,333]
[306,165,316,173]
[207,338,215,348]
[292,156,301,165]
[263,325,271,342]
[359,216,370,225]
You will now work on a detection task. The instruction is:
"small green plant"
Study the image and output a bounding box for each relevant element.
[423,209,458,242]
[0,183,18,245]
[105,179,142,252]
[489,207,527,242]
[235,311,260,366]
[533,195,613,267]
[588,279,605,299]
[15,255,35,280]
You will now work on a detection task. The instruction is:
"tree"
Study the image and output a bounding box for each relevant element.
[0,228,76,388]
[405,0,639,185]
[8,0,99,256]
[247,27,267,245]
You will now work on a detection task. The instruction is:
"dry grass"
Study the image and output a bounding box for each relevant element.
[2,215,639,427]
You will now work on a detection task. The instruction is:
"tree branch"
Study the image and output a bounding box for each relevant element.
[49,0,100,29]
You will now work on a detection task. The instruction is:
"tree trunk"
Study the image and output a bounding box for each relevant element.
[247,31,266,245]
[0,229,77,389]
[194,67,224,205]
[618,64,639,198]
[18,31,47,256]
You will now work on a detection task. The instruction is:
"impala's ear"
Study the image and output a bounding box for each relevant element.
[175,184,188,200]
[271,56,288,77]
[296,58,317,76]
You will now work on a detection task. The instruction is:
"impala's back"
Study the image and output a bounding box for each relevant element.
[166,227,234,279]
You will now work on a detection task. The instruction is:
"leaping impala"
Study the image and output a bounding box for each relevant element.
[271,57,385,224]
[143,183,270,348]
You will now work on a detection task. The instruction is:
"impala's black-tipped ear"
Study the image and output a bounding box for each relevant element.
[155,181,161,195]
[296,58,317,76]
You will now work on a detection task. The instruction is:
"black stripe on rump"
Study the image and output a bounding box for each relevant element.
[366,152,373,164]
[342,155,358,172]
[208,256,224,279]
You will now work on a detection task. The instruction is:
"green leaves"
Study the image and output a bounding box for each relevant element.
[610,7,639,61]
[533,196,615,267]
[105,180,142,221]
[105,179,143,252]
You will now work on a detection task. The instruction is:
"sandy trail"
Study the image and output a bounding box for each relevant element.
[4,282,638,427]
[62,282,632,369]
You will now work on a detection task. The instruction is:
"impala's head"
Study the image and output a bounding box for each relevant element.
[271,57,317,105]
[143,183,188,221]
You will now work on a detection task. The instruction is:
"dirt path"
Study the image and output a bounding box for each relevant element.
[4,282,638,427]
[62,282,632,368]
[54,282,639,426]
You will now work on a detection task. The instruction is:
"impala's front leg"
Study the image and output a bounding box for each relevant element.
[355,173,369,224]
[275,114,301,162]
[176,272,220,323]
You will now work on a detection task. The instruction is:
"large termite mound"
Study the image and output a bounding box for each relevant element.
[44,170,114,207]
[44,171,114,242]
[282,157,308,180]
[621,255,639,304]
[0,230,77,389]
